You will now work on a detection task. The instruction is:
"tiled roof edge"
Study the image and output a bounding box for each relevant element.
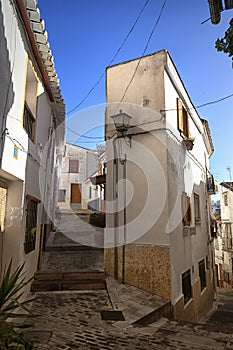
[22,0,65,120]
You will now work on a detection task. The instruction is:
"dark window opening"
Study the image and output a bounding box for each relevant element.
[24,198,38,254]
[199,259,206,291]
[23,103,36,142]
[182,269,192,304]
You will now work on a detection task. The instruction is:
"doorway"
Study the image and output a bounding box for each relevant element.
[70,184,81,209]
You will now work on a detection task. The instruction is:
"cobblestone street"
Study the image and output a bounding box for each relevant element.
[27,211,233,349]
[28,290,233,350]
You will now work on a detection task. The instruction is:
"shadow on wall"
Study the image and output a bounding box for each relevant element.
[0,1,15,165]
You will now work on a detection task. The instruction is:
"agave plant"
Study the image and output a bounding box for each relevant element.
[0,259,36,349]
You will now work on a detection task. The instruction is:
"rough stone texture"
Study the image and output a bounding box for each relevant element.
[27,290,233,349]
[105,244,171,299]
[173,270,215,322]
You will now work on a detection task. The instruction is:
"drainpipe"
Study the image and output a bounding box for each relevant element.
[113,137,118,280]
[122,155,126,284]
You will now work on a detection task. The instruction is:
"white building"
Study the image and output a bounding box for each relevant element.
[58,143,105,211]
[218,182,233,288]
[105,50,215,322]
[0,0,65,287]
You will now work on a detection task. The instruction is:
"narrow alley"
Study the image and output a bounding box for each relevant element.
[25,211,233,350]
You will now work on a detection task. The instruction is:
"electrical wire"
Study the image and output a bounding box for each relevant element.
[66,125,104,139]
[115,0,168,112]
[160,92,233,113]
[66,0,151,116]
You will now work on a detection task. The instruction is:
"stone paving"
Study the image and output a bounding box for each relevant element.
[28,290,233,349]
[27,211,233,349]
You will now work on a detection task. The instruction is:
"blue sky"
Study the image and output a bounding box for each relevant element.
[38,0,233,188]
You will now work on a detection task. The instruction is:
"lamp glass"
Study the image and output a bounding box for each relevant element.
[111,111,132,133]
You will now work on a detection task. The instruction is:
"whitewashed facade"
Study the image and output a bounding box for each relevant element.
[0,0,65,288]
[105,50,215,322]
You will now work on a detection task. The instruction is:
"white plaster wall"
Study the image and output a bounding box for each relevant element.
[59,143,91,207]
[0,0,61,284]
[164,57,212,304]
[220,186,233,222]
[1,0,28,181]
[106,50,213,303]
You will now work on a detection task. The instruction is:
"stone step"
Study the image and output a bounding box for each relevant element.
[34,271,105,281]
[132,301,172,326]
[45,245,103,252]
[31,278,106,292]
[31,271,106,292]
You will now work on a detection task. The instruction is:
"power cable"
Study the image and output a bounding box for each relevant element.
[66,125,104,139]
[161,92,233,113]
[66,0,150,116]
[115,0,168,112]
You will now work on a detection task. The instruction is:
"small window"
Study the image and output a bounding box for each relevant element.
[194,193,201,222]
[23,103,36,141]
[177,98,189,138]
[58,189,66,202]
[69,159,79,173]
[24,197,38,254]
[0,184,7,232]
[199,259,206,291]
[89,186,92,199]
[224,193,228,206]
[182,269,192,304]
[182,192,191,226]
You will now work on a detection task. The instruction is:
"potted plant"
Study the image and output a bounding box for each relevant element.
[0,259,36,349]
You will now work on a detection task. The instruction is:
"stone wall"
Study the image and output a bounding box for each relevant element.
[104,244,171,299]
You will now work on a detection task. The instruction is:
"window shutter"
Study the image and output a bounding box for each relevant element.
[69,159,79,173]
[177,98,183,132]
[182,192,191,225]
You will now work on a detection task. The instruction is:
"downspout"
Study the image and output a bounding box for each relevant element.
[113,137,118,280]
[122,156,126,284]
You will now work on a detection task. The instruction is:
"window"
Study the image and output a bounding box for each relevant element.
[182,192,191,226]
[194,193,201,222]
[69,159,79,173]
[58,189,66,202]
[224,193,228,206]
[177,98,189,138]
[24,197,39,254]
[23,60,38,142]
[199,259,206,291]
[182,269,192,304]
[23,103,36,141]
[89,186,92,199]
[0,183,7,232]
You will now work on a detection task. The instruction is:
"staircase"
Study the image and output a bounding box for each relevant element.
[32,215,106,292]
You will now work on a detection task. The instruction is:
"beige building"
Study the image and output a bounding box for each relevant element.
[105,50,216,322]
[217,182,233,289]
[0,0,65,288]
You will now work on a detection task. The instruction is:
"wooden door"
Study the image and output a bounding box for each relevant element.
[71,184,81,204]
